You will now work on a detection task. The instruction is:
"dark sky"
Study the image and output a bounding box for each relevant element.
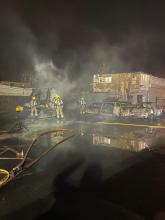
[0,0,165,81]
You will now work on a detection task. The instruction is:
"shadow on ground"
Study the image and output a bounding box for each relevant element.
[1,156,151,220]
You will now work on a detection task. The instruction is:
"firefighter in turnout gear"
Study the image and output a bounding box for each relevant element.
[30,96,38,117]
[79,97,86,114]
[54,96,64,119]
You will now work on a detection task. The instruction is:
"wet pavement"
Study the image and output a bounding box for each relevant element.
[0,116,165,219]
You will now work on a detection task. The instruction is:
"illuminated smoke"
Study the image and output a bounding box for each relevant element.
[33,58,76,97]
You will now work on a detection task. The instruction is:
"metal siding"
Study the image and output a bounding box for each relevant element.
[0,84,32,96]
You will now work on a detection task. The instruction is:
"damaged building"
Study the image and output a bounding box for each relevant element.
[93,72,165,106]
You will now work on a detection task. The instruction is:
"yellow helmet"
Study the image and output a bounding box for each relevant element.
[32,96,36,100]
[16,105,24,112]
[54,95,60,100]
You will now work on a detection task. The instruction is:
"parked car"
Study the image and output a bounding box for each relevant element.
[130,102,159,119]
[100,101,120,117]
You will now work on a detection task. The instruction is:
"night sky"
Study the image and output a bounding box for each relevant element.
[0,0,165,81]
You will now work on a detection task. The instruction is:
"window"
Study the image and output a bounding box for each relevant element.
[105,77,112,83]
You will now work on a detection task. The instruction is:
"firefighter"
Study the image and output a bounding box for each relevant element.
[79,97,86,114]
[54,96,64,119]
[30,96,38,117]
[52,96,58,116]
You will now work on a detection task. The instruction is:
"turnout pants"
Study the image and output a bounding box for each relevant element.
[80,105,86,114]
[56,106,64,119]
[31,106,38,116]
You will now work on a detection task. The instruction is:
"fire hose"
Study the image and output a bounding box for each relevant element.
[0,128,74,188]
[0,122,26,134]
[0,169,9,185]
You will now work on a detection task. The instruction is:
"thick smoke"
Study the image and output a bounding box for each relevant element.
[33,58,76,97]
[1,0,165,83]
[0,5,37,81]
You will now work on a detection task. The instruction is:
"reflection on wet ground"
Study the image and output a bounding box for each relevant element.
[0,118,165,219]
[78,121,165,151]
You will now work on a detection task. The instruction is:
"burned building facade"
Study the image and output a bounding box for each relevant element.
[93,72,165,106]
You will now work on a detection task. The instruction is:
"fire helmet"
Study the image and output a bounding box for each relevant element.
[32,96,36,100]
[54,95,61,100]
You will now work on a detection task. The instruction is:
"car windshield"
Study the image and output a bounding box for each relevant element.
[101,103,114,114]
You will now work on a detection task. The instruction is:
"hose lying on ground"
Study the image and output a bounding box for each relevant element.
[0,169,10,185]
[0,128,74,188]
[0,122,26,134]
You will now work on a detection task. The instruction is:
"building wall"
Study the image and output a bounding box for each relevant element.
[93,74,113,92]
[150,75,165,88]
[93,72,143,93]
[0,84,32,96]
[148,87,165,106]
[138,74,165,105]
[93,72,165,105]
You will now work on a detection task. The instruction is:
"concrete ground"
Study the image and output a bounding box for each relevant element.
[0,114,165,219]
